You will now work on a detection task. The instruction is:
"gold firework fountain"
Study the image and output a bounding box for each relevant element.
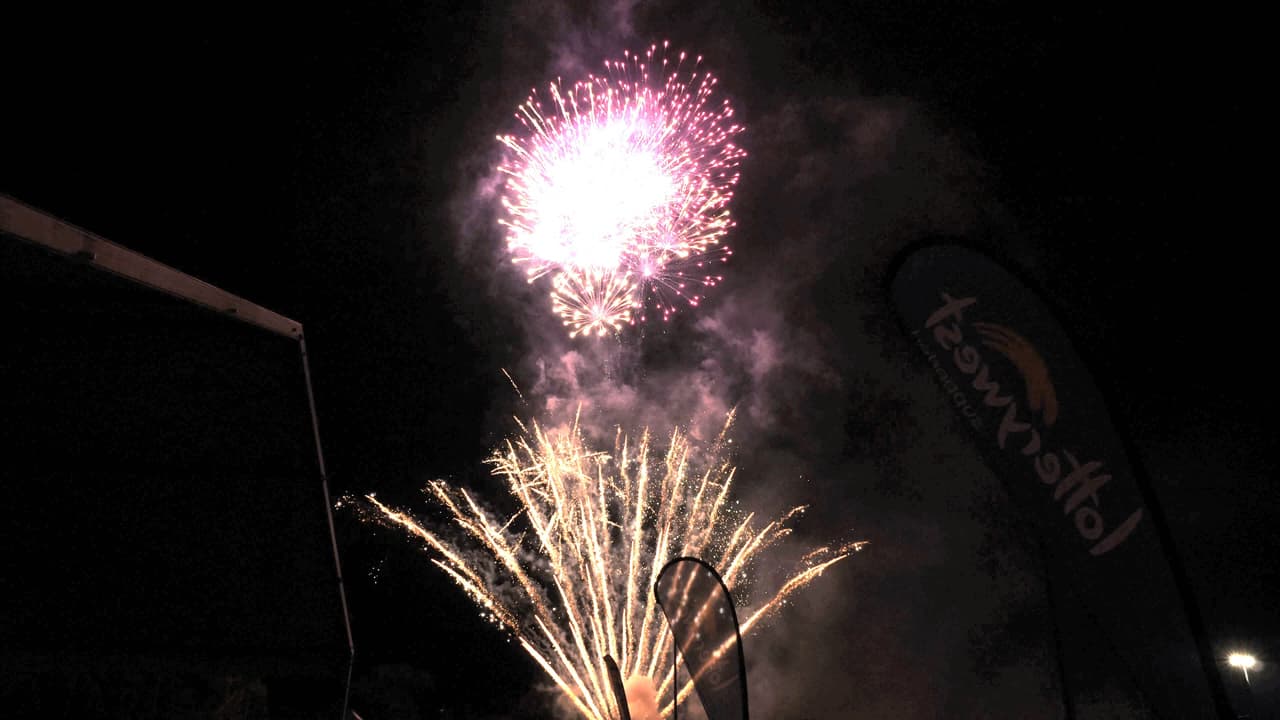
[365,411,862,719]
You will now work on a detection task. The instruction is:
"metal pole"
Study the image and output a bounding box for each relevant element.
[1039,542,1077,720]
[300,335,355,719]
[1134,472,1235,719]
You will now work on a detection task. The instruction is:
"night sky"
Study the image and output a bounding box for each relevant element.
[2,2,1274,718]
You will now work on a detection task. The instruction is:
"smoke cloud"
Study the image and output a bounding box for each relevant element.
[437,1,1063,717]
[623,675,660,720]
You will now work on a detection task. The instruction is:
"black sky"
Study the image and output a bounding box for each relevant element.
[2,2,1275,718]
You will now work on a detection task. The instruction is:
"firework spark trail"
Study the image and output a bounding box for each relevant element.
[497,43,745,337]
[362,413,861,719]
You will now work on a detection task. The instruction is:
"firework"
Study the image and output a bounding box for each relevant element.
[362,412,862,718]
[496,43,745,336]
[551,269,638,339]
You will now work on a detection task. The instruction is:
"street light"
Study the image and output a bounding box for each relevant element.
[1228,652,1258,685]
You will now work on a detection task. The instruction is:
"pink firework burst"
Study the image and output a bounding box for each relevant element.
[497,42,745,337]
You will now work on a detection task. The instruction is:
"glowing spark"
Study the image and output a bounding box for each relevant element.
[497,43,745,336]
[361,413,859,719]
[501,367,526,403]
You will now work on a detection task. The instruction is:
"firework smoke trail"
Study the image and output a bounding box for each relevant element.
[497,43,746,337]
[362,412,862,719]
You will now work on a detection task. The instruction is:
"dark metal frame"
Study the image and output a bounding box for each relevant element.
[1,193,355,719]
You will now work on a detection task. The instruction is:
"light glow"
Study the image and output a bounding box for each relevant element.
[1229,652,1257,669]
[497,43,745,336]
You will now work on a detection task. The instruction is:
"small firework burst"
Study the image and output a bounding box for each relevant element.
[551,269,638,339]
